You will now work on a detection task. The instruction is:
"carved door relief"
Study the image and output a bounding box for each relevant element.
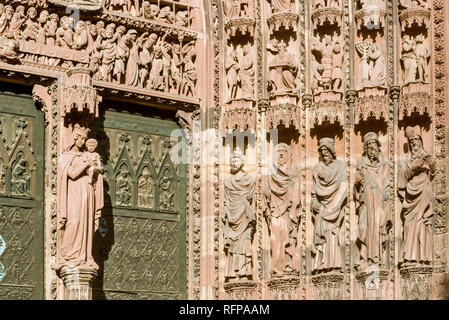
[0,83,44,300]
[90,105,186,300]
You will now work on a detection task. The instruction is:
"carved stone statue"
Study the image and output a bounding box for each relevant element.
[263,143,300,276]
[398,126,435,267]
[312,33,343,92]
[138,167,154,209]
[223,149,255,281]
[57,124,103,271]
[225,48,239,101]
[116,168,132,207]
[401,34,417,85]
[11,153,30,196]
[354,132,391,271]
[239,44,254,99]
[414,34,430,83]
[0,30,19,61]
[268,39,297,95]
[311,138,347,273]
[356,42,386,89]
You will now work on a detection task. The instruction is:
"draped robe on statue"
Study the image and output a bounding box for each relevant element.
[355,155,390,267]
[398,152,434,264]
[271,0,292,12]
[58,152,103,268]
[263,158,300,275]
[223,171,255,279]
[312,159,347,271]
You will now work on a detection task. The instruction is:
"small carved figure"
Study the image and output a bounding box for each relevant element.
[95,23,117,82]
[11,153,30,196]
[312,34,343,91]
[225,48,239,101]
[36,10,48,44]
[22,7,39,42]
[181,43,197,97]
[356,42,386,88]
[138,167,154,209]
[116,168,132,207]
[0,5,14,36]
[9,5,25,39]
[56,16,74,48]
[401,34,417,85]
[138,33,157,88]
[112,25,128,84]
[223,149,255,281]
[239,44,254,99]
[0,30,19,61]
[44,13,58,45]
[355,132,391,271]
[142,2,160,20]
[268,39,297,95]
[398,126,435,267]
[414,34,430,83]
[124,29,141,87]
[158,6,175,24]
[84,138,102,185]
[263,143,300,276]
[159,168,174,210]
[311,138,347,273]
[72,20,89,50]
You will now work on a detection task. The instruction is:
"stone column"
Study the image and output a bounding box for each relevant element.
[59,267,98,300]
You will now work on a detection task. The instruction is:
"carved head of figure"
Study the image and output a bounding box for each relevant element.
[318,137,336,165]
[49,13,58,24]
[26,7,37,20]
[149,4,160,19]
[273,143,291,169]
[75,20,86,33]
[4,5,13,20]
[105,23,115,39]
[15,5,25,18]
[230,149,245,174]
[406,126,423,156]
[86,138,98,153]
[38,10,48,24]
[126,29,137,42]
[363,132,381,163]
[65,124,89,152]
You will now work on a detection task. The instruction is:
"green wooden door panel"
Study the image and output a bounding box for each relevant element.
[0,84,44,300]
[91,106,186,300]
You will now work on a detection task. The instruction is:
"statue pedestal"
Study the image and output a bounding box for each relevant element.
[267,275,302,300]
[400,266,433,300]
[311,272,345,300]
[223,281,257,300]
[355,269,390,300]
[59,266,98,300]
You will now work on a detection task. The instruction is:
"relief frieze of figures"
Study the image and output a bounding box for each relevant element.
[223,128,435,282]
[95,130,179,213]
[0,1,198,99]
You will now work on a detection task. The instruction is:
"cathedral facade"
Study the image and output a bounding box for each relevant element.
[0,0,448,300]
